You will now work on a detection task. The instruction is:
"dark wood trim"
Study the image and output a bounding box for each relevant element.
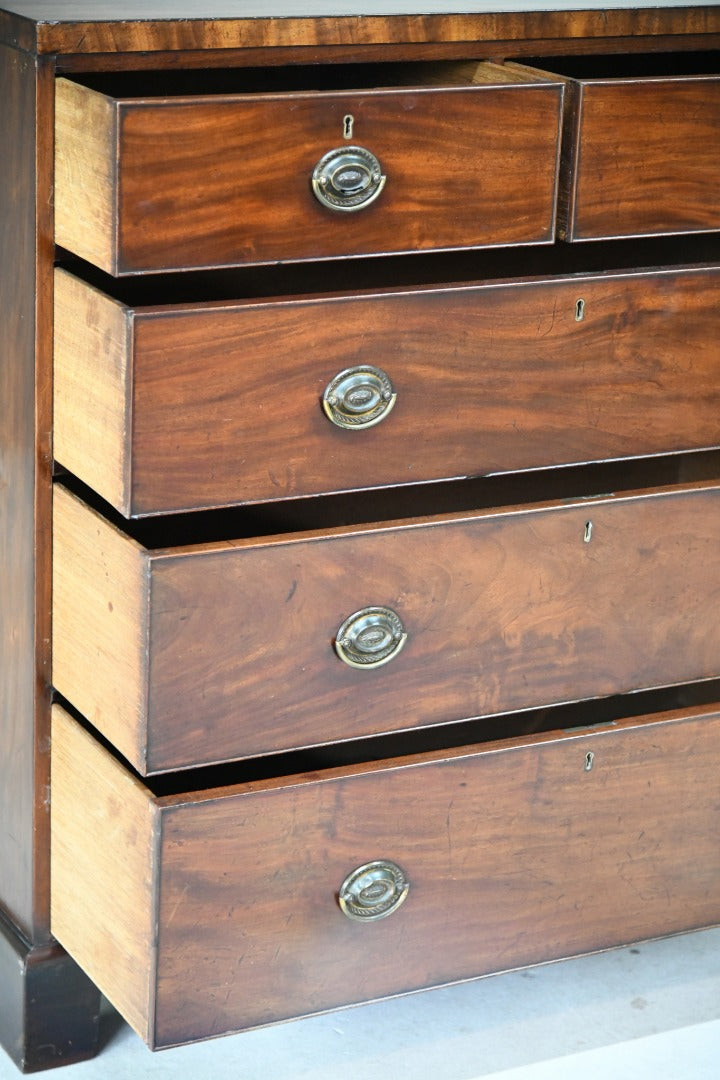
[0,44,55,941]
[53,32,720,73]
[0,9,36,54]
[0,909,101,1073]
[1,6,719,56]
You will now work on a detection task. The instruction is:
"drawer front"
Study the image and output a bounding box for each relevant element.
[55,265,720,516]
[559,75,720,240]
[53,482,720,774]
[54,73,562,275]
[51,703,720,1049]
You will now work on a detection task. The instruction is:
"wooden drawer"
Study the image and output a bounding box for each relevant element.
[51,700,720,1049]
[54,261,720,517]
[517,54,720,241]
[52,474,720,774]
[54,63,563,275]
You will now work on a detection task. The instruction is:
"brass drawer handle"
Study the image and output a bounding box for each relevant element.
[323,365,396,430]
[338,860,409,922]
[312,145,386,212]
[334,606,407,669]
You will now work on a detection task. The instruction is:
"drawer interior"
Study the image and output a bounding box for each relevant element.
[56,230,720,303]
[66,58,557,98]
[59,446,720,547]
[82,676,720,798]
[521,50,719,81]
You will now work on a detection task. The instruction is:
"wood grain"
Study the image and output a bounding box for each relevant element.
[49,702,720,1049]
[52,36,720,76]
[55,264,720,516]
[52,485,149,770]
[561,75,720,240]
[54,78,117,272]
[54,270,132,513]
[0,40,37,942]
[52,482,720,774]
[0,44,59,944]
[50,706,158,1044]
[2,3,720,56]
[54,72,562,274]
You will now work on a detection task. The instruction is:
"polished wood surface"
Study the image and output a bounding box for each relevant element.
[3,3,720,57]
[55,263,720,515]
[54,71,562,274]
[53,481,720,773]
[559,74,720,240]
[2,0,720,1063]
[0,40,37,942]
[51,702,720,1049]
[0,43,58,944]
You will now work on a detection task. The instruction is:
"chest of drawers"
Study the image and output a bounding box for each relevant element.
[1,1,720,1071]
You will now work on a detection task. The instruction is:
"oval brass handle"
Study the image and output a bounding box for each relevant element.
[338,860,409,922]
[334,606,407,669]
[323,366,396,430]
[312,145,386,212]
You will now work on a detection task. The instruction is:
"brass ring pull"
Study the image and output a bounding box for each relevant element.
[323,366,396,430]
[312,146,386,212]
[334,606,407,670]
[338,860,409,922]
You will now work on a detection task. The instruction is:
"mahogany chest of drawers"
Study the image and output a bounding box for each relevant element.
[1,1,719,1071]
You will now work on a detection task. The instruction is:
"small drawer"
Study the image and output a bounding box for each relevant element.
[51,700,720,1050]
[54,63,563,275]
[52,472,720,775]
[516,53,720,241]
[54,261,720,516]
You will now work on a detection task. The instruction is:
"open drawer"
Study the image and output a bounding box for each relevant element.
[54,258,720,516]
[53,464,720,774]
[51,698,720,1049]
[54,61,562,275]
[514,53,720,241]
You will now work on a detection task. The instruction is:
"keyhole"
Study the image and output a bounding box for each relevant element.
[584,751,595,772]
[584,521,593,543]
[343,114,354,140]
[575,298,586,321]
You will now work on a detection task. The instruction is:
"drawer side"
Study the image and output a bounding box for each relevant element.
[54,269,133,515]
[55,79,119,274]
[52,485,150,770]
[50,706,159,1045]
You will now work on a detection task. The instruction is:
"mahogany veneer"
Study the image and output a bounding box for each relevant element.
[51,702,720,1049]
[54,263,720,515]
[1,0,719,1071]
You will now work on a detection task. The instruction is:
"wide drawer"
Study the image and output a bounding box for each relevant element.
[53,64,563,275]
[518,54,720,241]
[54,261,720,516]
[53,475,720,774]
[51,700,720,1050]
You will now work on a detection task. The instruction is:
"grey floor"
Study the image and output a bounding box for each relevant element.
[2,926,719,1079]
